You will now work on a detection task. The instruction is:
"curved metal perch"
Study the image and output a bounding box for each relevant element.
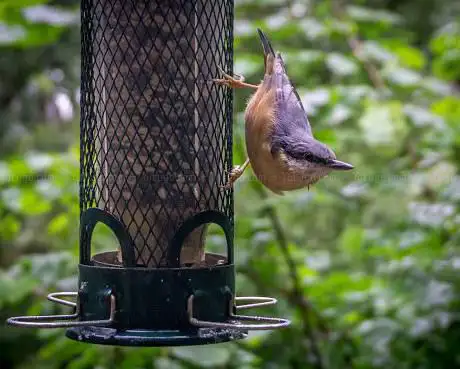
[187,295,291,330]
[235,296,278,310]
[7,292,116,328]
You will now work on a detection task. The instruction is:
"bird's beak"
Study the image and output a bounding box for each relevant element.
[328,159,354,170]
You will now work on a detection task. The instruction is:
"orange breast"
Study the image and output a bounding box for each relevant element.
[244,85,286,193]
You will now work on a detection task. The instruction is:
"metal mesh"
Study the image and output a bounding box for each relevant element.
[80,0,234,267]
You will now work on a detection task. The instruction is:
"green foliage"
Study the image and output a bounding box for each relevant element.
[431,23,460,81]
[1,0,460,368]
[0,0,78,46]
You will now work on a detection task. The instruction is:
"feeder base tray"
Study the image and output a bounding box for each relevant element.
[66,326,247,346]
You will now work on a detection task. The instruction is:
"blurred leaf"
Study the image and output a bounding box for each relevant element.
[430,22,460,54]
[22,5,78,26]
[234,56,261,76]
[12,252,73,286]
[338,84,377,103]
[155,358,183,369]
[431,96,460,122]
[340,181,369,198]
[25,152,53,171]
[0,272,38,307]
[20,189,52,215]
[433,49,460,80]
[346,5,403,24]
[0,214,20,240]
[301,87,331,115]
[384,66,422,87]
[7,158,34,180]
[47,213,69,235]
[0,0,48,19]
[392,45,426,70]
[1,187,22,212]
[361,41,396,63]
[409,318,432,337]
[421,77,453,96]
[339,226,364,257]
[326,53,359,76]
[172,345,231,367]
[423,280,454,307]
[0,160,10,184]
[408,202,455,227]
[300,18,327,40]
[403,104,445,128]
[358,101,409,153]
[305,251,331,271]
[443,176,460,200]
[326,104,353,125]
[0,22,26,44]
[314,129,337,145]
[66,348,100,369]
[425,161,457,190]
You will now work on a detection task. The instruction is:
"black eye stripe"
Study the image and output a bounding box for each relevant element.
[286,149,330,164]
[274,141,330,164]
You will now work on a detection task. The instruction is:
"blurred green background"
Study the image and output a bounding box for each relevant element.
[2,0,460,368]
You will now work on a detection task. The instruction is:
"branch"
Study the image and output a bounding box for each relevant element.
[348,38,385,90]
[253,185,326,369]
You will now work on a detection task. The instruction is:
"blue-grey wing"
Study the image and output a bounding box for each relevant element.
[271,136,333,164]
[273,54,313,138]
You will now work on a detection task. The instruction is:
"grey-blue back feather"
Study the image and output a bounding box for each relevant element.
[271,135,335,164]
[272,54,312,138]
[256,33,321,162]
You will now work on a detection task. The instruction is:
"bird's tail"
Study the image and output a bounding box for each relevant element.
[257,28,276,75]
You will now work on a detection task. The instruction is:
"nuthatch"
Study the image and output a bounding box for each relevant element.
[214,29,354,194]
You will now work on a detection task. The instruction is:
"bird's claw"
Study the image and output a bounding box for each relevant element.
[213,66,246,88]
[221,165,245,189]
[217,65,245,82]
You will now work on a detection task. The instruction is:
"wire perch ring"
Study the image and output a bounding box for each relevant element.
[7,292,116,328]
[8,292,290,330]
[188,295,291,330]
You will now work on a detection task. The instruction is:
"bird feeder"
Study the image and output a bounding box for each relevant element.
[7,0,290,346]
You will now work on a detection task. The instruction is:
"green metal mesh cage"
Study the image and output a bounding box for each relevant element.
[80,0,234,268]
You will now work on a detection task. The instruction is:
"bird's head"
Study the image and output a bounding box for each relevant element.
[290,137,354,171]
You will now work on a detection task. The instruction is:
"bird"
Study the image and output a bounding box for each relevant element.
[213,28,354,195]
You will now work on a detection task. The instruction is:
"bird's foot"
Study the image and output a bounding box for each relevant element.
[221,165,245,189]
[213,66,258,89]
